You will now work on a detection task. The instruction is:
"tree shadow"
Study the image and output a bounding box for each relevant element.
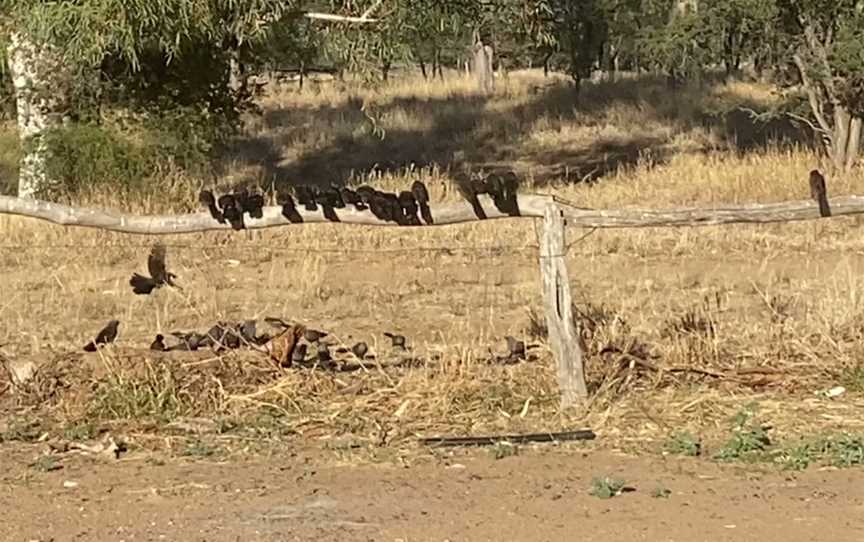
[219,73,812,190]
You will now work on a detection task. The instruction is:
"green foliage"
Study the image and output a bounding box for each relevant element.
[774,433,864,470]
[589,477,628,499]
[713,403,772,462]
[663,431,702,457]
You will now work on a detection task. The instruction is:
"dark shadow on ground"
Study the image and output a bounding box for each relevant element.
[219,74,812,190]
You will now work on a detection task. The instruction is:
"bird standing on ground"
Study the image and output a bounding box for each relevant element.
[351,341,369,359]
[304,328,328,343]
[83,320,120,352]
[809,169,832,218]
[383,332,407,350]
[130,244,180,295]
[505,335,526,360]
[150,334,167,351]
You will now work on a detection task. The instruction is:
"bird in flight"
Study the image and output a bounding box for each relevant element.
[83,320,120,352]
[130,244,180,295]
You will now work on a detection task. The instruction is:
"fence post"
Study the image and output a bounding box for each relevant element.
[540,202,588,408]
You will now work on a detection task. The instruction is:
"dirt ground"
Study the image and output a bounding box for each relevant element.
[2,445,864,542]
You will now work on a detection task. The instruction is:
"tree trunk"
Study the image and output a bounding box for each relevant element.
[7,31,68,199]
[419,59,428,79]
[833,106,852,171]
[845,115,862,170]
[471,36,495,95]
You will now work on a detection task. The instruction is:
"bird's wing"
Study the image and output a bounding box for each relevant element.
[147,244,168,281]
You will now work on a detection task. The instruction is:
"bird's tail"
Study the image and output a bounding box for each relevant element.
[818,196,832,218]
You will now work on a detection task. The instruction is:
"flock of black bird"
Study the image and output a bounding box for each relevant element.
[80,198,532,367]
[197,173,521,231]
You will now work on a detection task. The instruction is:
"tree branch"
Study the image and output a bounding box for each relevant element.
[303,12,379,23]
[1,193,862,235]
[792,52,834,138]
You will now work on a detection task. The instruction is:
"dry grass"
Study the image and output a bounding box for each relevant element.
[2,69,864,463]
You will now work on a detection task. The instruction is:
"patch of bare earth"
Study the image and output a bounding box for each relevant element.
[2,445,864,541]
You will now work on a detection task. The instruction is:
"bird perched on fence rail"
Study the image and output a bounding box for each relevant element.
[809,169,831,218]
[130,244,180,295]
[411,180,433,224]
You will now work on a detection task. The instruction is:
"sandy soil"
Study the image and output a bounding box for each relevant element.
[2,445,864,542]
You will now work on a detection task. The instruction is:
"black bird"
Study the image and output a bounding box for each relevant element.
[149,334,167,351]
[383,332,407,350]
[244,191,266,219]
[398,191,421,225]
[170,331,204,351]
[340,187,364,209]
[486,172,520,216]
[505,335,526,360]
[351,341,369,359]
[809,169,831,218]
[218,194,245,230]
[456,179,487,220]
[83,320,120,352]
[295,186,318,211]
[277,191,304,223]
[199,189,224,223]
[304,328,328,343]
[316,343,333,363]
[130,243,180,295]
[292,343,308,364]
[205,322,239,351]
[411,180,433,224]
[380,192,407,225]
[312,186,343,221]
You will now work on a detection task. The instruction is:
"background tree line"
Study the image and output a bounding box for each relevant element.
[0,0,861,198]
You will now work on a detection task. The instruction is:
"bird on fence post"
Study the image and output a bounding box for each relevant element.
[809,169,832,218]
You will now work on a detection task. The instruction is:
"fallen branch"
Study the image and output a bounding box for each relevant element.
[419,429,596,448]
[1,193,862,235]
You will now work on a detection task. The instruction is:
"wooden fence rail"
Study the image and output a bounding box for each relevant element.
[0,192,858,408]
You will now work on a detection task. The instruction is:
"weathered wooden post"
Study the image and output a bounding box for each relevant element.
[540,203,588,408]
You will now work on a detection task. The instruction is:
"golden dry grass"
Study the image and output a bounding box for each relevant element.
[2,69,864,462]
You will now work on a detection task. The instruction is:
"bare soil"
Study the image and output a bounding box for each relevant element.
[2,445,863,542]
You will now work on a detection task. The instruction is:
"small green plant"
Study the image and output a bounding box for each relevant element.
[62,421,99,442]
[664,431,702,457]
[589,477,628,499]
[0,418,45,443]
[839,365,864,393]
[651,487,672,499]
[491,441,519,460]
[714,404,771,462]
[826,434,864,467]
[182,439,221,458]
[29,456,62,473]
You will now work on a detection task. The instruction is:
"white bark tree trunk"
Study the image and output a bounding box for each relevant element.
[846,116,862,170]
[7,31,66,198]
